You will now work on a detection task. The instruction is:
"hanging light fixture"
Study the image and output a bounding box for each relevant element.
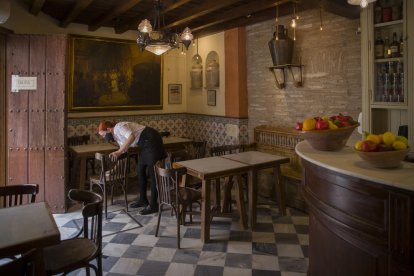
[347,0,377,8]
[136,0,193,55]
[0,0,11,24]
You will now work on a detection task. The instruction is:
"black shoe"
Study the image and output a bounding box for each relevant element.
[129,200,149,209]
[139,205,158,215]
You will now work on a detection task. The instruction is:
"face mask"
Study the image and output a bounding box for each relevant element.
[104,132,115,142]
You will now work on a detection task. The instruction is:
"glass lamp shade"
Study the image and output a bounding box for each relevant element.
[138,19,152,33]
[347,0,376,8]
[0,0,11,24]
[145,44,172,55]
[180,27,193,49]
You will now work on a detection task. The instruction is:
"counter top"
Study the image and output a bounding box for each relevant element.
[295,141,414,192]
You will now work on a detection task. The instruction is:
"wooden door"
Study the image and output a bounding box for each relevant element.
[6,34,66,213]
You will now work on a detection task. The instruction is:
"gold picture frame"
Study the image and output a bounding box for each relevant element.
[68,35,163,112]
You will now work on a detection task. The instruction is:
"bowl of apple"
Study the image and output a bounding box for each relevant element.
[295,114,359,151]
[354,131,409,168]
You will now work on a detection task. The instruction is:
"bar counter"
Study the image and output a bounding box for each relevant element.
[296,141,414,276]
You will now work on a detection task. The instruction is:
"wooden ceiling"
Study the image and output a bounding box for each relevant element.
[21,0,360,38]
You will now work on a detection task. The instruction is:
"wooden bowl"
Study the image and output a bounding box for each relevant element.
[299,124,358,151]
[355,148,409,168]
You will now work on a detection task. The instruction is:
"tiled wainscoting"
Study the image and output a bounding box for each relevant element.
[68,113,249,150]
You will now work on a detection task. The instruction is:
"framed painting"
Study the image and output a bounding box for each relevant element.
[207,90,216,106]
[68,35,163,112]
[168,84,182,104]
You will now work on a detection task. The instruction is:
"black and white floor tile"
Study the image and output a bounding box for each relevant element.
[54,202,309,276]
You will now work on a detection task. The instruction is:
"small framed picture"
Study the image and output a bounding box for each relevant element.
[207,90,216,106]
[168,84,182,104]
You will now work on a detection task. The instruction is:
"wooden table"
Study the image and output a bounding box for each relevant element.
[0,202,60,274]
[221,151,290,227]
[69,137,193,190]
[176,156,251,243]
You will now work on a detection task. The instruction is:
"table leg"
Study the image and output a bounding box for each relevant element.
[274,166,286,215]
[79,158,87,191]
[201,179,211,243]
[235,175,247,229]
[248,170,258,228]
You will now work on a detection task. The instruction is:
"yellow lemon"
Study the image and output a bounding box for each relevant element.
[354,140,363,151]
[382,131,396,146]
[395,135,409,146]
[366,134,381,145]
[302,118,316,131]
[393,141,407,150]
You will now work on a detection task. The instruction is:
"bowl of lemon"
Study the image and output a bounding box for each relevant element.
[354,131,409,168]
[296,114,359,151]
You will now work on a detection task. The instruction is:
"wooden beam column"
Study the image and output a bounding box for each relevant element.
[224,27,248,118]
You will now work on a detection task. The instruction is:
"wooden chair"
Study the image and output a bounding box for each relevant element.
[0,184,39,208]
[153,161,201,249]
[185,141,207,159]
[43,189,103,276]
[90,152,129,218]
[0,249,37,275]
[68,134,96,177]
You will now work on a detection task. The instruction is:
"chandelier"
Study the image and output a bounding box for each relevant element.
[136,0,193,55]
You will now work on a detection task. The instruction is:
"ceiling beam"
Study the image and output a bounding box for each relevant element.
[193,0,314,38]
[60,0,93,28]
[162,0,241,30]
[114,0,192,34]
[88,0,143,31]
[190,0,292,33]
[29,0,45,15]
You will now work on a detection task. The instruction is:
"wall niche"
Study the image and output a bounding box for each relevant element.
[205,51,219,88]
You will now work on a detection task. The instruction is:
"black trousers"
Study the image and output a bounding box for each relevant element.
[136,127,166,209]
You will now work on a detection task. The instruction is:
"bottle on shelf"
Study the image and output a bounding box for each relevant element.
[375,31,384,59]
[383,35,391,58]
[390,32,400,57]
[399,32,404,57]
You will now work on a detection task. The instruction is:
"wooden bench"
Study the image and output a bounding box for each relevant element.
[254,125,306,211]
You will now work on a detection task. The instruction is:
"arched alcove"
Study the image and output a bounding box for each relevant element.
[205,51,219,88]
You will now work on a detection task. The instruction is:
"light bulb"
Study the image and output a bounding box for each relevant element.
[360,0,368,8]
[291,19,296,28]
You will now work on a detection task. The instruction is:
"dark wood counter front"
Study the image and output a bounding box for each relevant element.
[296,141,414,276]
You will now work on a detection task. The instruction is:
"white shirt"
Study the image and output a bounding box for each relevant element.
[113,122,146,147]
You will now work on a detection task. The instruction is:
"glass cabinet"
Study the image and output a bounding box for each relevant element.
[362,0,413,149]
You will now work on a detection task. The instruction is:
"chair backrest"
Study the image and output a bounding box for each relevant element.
[95,152,128,185]
[68,189,103,248]
[68,135,90,146]
[240,142,257,152]
[185,141,207,159]
[0,184,39,208]
[0,248,37,275]
[210,144,241,156]
[154,161,187,206]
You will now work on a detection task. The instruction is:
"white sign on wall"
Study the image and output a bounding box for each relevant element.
[11,75,37,92]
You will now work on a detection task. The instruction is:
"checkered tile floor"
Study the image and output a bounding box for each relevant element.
[54,201,309,276]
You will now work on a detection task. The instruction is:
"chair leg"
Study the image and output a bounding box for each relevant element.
[123,184,128,212]
[155,204,163,237]
[177,207,181,249]
[97,254,103,276]
[103,184,108,219]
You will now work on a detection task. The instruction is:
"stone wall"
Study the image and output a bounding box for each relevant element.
[246,9,362,139]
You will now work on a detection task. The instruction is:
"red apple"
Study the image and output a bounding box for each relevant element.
[295,122,303,130]
[361,140,379,152]
[315,120,329,130]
